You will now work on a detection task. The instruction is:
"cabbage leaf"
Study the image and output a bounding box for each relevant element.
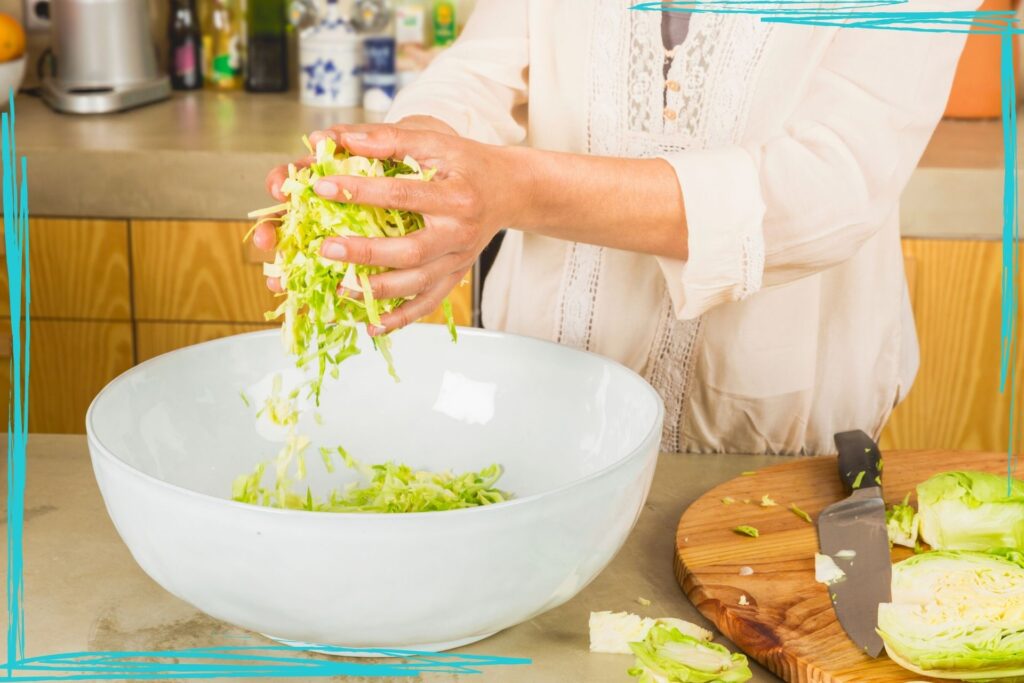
[917,471,1024,551]
[627,624,752,683]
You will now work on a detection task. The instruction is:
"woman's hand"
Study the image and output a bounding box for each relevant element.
[257,119,528,334]
[253,116,460,294]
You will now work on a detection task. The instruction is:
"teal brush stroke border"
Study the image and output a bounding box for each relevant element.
[3,0,1021,678]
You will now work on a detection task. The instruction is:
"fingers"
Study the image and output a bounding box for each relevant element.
[371,272,465,336]
[264,156,313,201]
[267,276,283,293]
[252,221,278,251]
[321,228,449,270]
[313,174,444,215]
[310,124,442,165]
[350,254,466,301]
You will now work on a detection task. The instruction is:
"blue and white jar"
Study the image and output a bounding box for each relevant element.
[298,0,362,108]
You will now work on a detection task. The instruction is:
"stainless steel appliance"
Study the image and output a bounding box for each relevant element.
[41,0,171,114]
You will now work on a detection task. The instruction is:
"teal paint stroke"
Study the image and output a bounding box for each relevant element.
[647,1,1022,489]
[0,89,529,680]
[3,0,1021,679]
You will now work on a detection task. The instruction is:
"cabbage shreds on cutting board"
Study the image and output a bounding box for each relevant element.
[231,375,509,513]
[248,135,458,403]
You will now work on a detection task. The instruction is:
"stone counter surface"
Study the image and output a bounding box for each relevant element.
[1,434,785,682]
[17,91,1012,238]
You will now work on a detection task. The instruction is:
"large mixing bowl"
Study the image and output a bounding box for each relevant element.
[86,325,664,652]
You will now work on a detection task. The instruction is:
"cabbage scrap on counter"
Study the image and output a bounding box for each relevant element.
[248,135,458,403]
[231,375,509,513]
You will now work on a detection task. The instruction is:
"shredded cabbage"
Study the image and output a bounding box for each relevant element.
[879,549,1024,681]
[247,136,457,403]
[232,374,509,513]
[886,492,920,549]
[917,471,1024,551]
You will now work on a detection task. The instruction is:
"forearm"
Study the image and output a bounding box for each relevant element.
[502,146,688,260]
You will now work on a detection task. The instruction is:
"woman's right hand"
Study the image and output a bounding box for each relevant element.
[255,115,458,293]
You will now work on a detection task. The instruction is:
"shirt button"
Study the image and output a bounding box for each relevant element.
[664,107,677,121]
[665,80,681,92]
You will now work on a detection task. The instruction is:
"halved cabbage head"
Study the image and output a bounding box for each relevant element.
[878,550,1024,680]
[917,471,1024,551]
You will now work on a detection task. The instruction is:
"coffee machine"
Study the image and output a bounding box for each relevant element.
[41,0,171,114]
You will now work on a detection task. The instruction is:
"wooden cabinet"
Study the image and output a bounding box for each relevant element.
[0,320,133,434]
[0,219,133,434]
[880,238,1023,452]
[0,218,131,320]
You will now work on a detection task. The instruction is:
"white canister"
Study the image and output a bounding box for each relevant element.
[298,1,362,108]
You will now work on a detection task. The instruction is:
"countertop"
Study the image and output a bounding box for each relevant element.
[1,434,787,683]
[16,90,1015,239]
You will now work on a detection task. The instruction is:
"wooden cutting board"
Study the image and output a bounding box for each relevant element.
[674,449,1014,683]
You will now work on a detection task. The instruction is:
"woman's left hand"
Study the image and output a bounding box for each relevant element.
[306,123,527,335]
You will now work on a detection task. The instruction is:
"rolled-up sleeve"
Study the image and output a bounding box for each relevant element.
[385,0,529,146]
[656,3,977,320]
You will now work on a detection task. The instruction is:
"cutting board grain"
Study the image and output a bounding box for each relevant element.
[674,449,1012,683]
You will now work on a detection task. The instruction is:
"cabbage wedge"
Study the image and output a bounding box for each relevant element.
[878,550,1024,681]
[917,471,1024,551]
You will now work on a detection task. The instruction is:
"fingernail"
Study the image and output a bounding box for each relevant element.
[368,324,386,336]
[314,180,338,197]
[321,240,347,260]
[345,131,368,140]
[271,182,281,197]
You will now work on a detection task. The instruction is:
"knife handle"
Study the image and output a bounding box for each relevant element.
[834,430,882,493]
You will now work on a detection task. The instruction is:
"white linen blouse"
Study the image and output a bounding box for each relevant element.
[386,0,979,455]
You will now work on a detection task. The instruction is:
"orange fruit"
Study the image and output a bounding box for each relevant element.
[0,14,25,63]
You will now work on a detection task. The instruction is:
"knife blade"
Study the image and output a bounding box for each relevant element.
[816,429,891,657]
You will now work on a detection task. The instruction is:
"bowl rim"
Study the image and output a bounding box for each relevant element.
[85,324,666,520]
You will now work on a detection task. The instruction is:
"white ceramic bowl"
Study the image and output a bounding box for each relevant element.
[86,325,664,652]
[0,57,25,106]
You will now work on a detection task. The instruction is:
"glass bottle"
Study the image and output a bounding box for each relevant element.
[169,0,203,90]
[203,0,244,90]
[245,0,288,92]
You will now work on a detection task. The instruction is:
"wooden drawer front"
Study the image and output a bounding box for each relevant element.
[0,320,133,434]
[136,322,277,363]
[0,218,130,320]
[132,220,278,323]
[881,238,1023,452]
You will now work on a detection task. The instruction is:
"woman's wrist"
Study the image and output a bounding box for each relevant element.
[494,144,542,230]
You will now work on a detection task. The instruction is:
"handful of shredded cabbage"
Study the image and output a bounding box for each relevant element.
[248,135,457,403]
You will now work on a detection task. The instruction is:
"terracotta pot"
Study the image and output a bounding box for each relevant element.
[944,0,1011,119]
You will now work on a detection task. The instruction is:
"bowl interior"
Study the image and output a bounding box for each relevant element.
[88,326,663,502]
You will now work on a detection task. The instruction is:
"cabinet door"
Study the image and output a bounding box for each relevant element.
[0,218,130,320]
[0,320,133,434]
[881,238,1024,452]
[136,322,278,363]
[132,220,278,323]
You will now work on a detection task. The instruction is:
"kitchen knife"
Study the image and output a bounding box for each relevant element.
[816,429,891,658]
